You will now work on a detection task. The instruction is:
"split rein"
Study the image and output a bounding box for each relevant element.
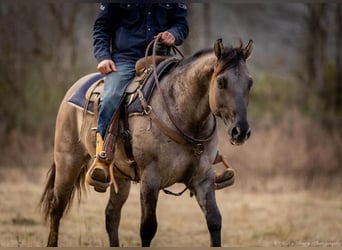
[141,38,217,157]
[139,38,217,196]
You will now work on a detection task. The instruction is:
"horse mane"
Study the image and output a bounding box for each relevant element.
[177,45,245,75]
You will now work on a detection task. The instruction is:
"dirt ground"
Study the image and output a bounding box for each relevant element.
[0,166,341,247]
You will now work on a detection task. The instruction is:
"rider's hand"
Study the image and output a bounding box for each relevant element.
[97,59,116,74]
[154,31,175,46]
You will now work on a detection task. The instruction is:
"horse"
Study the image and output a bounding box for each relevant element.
[40,38,253,247]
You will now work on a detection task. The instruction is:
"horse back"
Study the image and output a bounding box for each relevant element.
[54,73,100,156]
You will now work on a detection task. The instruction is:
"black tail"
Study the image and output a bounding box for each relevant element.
[39,162,57,222]
[39,161,88,222]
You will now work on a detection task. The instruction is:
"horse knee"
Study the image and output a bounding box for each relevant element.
[105,205,120,247]
[105,204,117,222]
[139,169,160,246]
[105,202,120,232]
[105,184,131,247]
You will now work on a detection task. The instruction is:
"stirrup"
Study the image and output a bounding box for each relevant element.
[86,161,110,193]
[213,154,235,190]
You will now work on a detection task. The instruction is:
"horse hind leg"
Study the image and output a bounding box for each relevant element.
[105,178,131,247]
[41,152,89,246]
[41,161,67,247]
[40,162,59,247]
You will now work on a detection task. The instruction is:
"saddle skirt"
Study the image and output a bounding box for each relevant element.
[67,57,179,116]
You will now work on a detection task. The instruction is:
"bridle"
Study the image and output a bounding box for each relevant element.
[140,38,217,155]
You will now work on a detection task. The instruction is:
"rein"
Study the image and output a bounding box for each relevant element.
[142,38,217,155]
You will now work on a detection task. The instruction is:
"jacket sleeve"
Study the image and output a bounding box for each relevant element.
[93,3,118,63]
[167,3,189,46]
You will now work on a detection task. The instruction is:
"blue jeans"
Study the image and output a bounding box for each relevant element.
[97,61,136,138]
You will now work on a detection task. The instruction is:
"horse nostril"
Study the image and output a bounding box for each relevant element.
[231,126,241,139]
[246,128,251,140]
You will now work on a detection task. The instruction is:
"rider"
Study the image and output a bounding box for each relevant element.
[86,3,234,193]
[85,3,189,192]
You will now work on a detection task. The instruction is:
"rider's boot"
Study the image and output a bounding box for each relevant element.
[85,133,110,193]
[213,153,235,190]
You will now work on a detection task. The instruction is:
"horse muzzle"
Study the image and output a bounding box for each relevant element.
[228,123,251,145]
[219,111,251,145]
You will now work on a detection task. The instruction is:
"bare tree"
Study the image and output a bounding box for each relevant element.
[203,3,211,46]
[334,5,342,114]
[304,4,327,99]
[0,3,96,134]
[303,4,342,125]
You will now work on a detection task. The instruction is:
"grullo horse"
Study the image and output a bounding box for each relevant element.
[40,39,253,247]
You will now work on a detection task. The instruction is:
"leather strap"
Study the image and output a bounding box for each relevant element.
[80,79,102,140]
[101,106,121,163]
[141,38,217,153]
[120,105,139,181]
[93,94,100,129]
[138,90,205,155]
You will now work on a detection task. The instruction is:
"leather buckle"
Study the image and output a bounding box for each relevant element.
[144,105,153,115]
[194,144,204,155]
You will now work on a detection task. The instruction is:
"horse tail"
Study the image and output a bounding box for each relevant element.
[69,162,88,211]
[39,161,88,222]
[39,162,57,222]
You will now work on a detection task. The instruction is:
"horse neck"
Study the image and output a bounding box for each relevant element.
[163,53,217,133]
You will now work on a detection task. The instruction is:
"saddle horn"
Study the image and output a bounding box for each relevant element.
[214,38,224,59]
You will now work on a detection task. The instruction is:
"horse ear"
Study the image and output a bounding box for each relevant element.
[214,38,224,59]
[243,40,253,61]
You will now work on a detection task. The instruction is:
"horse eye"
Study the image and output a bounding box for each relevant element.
[217,78,227,89]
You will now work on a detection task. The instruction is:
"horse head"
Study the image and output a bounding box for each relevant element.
[209,39,253,145]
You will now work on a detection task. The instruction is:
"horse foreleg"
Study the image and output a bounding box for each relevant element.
[105,178,131,247]
[139,168,160,247]
[193,178,222,247]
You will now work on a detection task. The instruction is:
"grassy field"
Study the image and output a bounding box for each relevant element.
[1,112,341,247]
[0,166,341,247]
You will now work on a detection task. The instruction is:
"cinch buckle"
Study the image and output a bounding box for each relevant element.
[194,143,204,155]
[144,105,153,115]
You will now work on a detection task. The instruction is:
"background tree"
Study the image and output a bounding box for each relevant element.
[0,3,96,135]
[0,3,341,183]
[302,3,342,127]
[334,5,342,116]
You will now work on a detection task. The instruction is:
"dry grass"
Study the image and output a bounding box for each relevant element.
[0,166,341,247]
[218,109,342,192]
[0,110,341,247]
